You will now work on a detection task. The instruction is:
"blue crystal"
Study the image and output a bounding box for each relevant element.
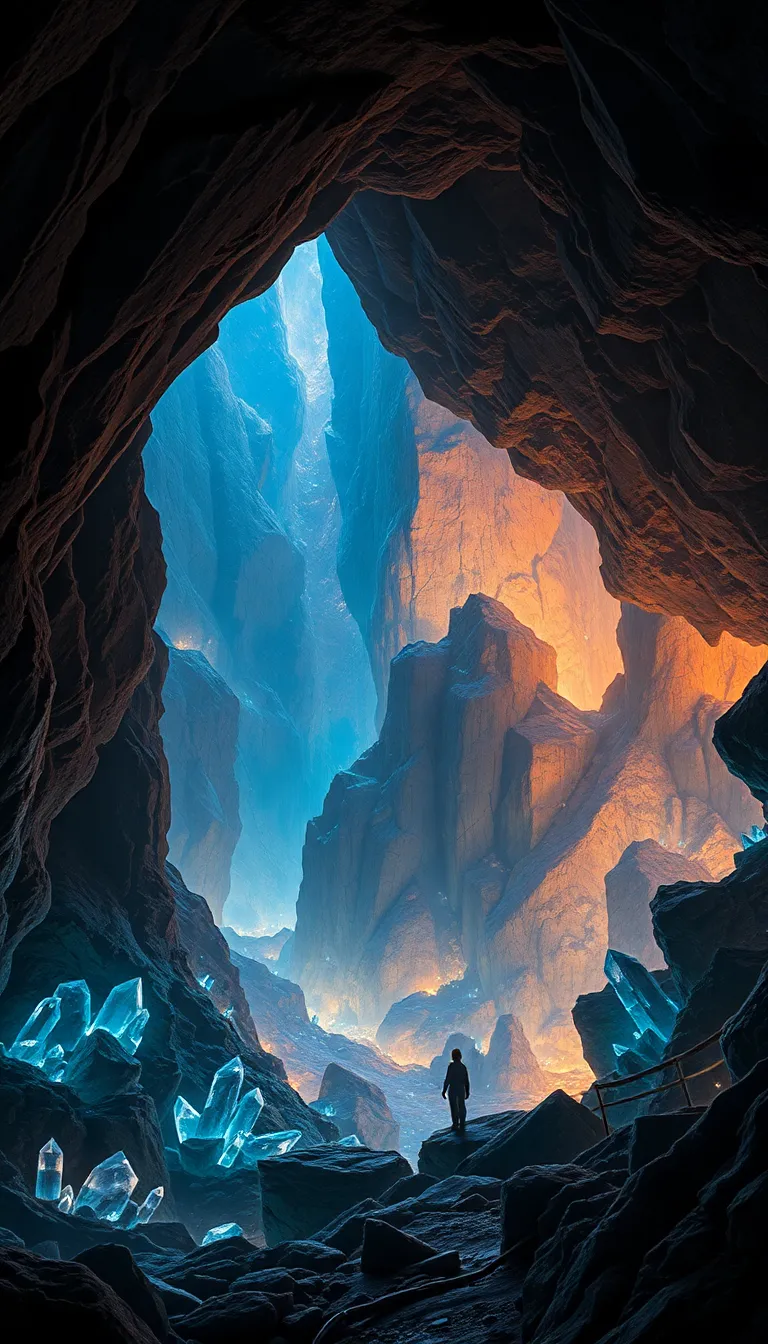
[42,1044,66,1082]
[604,949,677,1044]
[116,1199,140,1229]
[90,979,145,1048]
[338,1134,363,1148]
[741,823,768,849]
[196,1056,243,1140]
[222,1006,234,1021]
[10,997,61,1064]
[36,1139,63,1201]
[174,1096,200,1143]
[201,1222,244,1245]
[134,1186,164,1225]
[50,980,91,1050]
[222,1086,264,1149]
[73,1151,138,1223]
[197,974,214,992]
[119,1007,149,1055]
[237,1129,302,1167]
[57,1184,74,1215]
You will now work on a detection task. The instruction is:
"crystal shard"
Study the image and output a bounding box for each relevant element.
[338,1134,363,1147]
[90,979,143,1043]
[223,1086,264,1149]
[197,974,214,991]
[134,1186,164,1225]
[119,1007,149,1055]
[58,1184,74,1214]
[741,823,768,848]
[196,1056,244,1139]
[36,1138,63,1201]
[42,1044,66,1082]
[73,1150,138,1223]
[604,949,678,1043]
[10,996,61,1064]
[174,1096,200,1144]
[51,980,91,1050]
[201,1223,244,1245]
[238,1129,302,1167]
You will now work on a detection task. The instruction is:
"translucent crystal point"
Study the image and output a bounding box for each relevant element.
[222,1006,234,1021]
[197,974,214,992]
[57,1184,74,1215]
[604,949,678,1044]
[174,1096,200,1144]
[42,1044,66,1082]
[117,1199,140,1229]
[10,996,61,1064]
[196,1056,243,1140]
[134,1186,164,1225]
[741,824,768,849]
[90,978,143,1043]
[119,1007,149,1055]
[51,980,91,1050]
[338,1134,363,1147]
[36,1138,63,1201]
[223,1086,264,1149]
[73,1150,138,1223]
[238,1129,301,1168]
[201,1222,244,1245]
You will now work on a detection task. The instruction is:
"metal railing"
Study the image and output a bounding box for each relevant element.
[587,1029,727,1136]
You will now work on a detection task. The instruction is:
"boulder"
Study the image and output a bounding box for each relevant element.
[722,959,768,1081]
[499,1164,592,1252]
[418,1111,523,1178]
[476,1015,547,1098]
[315,1198,382,1254]
[0,1247,160,1343]
[258,1147,411,1246]
[313,1062,399,1151]
[379,1173,436,1205]
[171,1165,263,1246]
[360,1217,438,1275]
[74,1245,171,1340]
[176,1290,279,1343]
[456,1091,604,1179]
[627,1112,704,1173]
[604,840,711,971]
[64,1030,143,1104]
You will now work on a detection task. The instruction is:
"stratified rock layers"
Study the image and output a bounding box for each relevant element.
[293,595,766,1069]
[320,240,622,715]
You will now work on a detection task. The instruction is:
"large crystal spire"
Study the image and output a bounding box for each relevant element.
[89,979,148,1054]
[36,1139,63,1201]
[73,1151,138,1223]
[9,997,61,1065]
[174,1096,200,1144]
[196,1056,244,1139]
[51,980,91,1050]
[604,949,678,1043]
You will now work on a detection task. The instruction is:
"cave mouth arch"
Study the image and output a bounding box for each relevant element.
[2,6,768,1045]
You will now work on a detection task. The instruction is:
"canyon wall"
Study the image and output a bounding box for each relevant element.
[292,594,766,1069]
[319,238,622,716]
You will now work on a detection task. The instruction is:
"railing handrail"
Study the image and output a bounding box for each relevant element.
[585,1027,727,1135]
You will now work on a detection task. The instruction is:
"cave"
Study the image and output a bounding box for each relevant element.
[2,7,768,1341]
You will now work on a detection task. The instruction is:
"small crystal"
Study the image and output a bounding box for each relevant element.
[196,1056,243,1140]
[90,979,143,1043]
[223,1086,264,1149]
[238,1129,302,1167]
[42,1044,66,1082]
[201,1222,244,1245]
[222,1007,234,1021]
[57,1184,74,1215]
[50,980,91,1050]
[134,1185,164,1225]
[73,1150,138,1223]
[36,1138,63,1202]
[197,974,214,992]
[174,1096,200,1144]
[338,1134,363,1147]
[604,949,678,1044]
[10,997,61,1064]
[741,824,768,849]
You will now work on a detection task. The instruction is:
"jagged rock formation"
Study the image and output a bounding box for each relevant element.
[604,839,713,973]
[320,238,621,716]
[314,1062,400,1152]
[294,594,765,1069]
[159,644,241,924]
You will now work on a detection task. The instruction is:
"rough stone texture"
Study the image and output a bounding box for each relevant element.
[223,927,292,966]
[258,1146,411,1246]
[296,595,764,1067]
[64,1028,143,1105]
[320,237,621,717]
[159,644,241,924]
[476,1016,547,1099]
[457,1090,604,1180]
[74,1244,172,1341]
[418,1113,523,1181]
[722,960,768,1084]
[571,984,637,1082]
[0,1248,160,1344]
[177,1290,279,1343]
[360,1217,438,1275]
[604,839,713,971]
[315,1063,400,1152]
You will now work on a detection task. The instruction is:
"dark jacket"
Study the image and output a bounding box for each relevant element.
[442,1060,470,1097]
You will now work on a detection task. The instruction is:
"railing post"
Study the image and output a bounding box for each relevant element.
[595,1083,610,1137]
[674,1057,693,1108]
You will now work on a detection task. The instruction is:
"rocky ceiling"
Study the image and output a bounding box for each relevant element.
[2,2,768,979]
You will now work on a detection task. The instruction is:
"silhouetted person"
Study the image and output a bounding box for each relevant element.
[442,1047,470,1132]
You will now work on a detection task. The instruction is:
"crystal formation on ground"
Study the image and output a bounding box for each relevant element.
[134,1186,164,1225]
[89,979,149,1056]
[741,824,768,849]
[202,1222,244,1245]
[73,1151,138,1223]
[57,1184,73,1215]
[9,997,61,1066]
[604,949,679,1045]
[238,1130,302,1167]
[338,1134,363,1147]
[196,1056,244,1140]
[35,1139,63,1202]
[7,976,148,1079]
[173,1060,274,1173]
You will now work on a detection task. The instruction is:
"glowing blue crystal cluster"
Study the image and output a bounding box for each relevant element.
[35,1139,163,1227]
[741,823,768,849]
[8,978,148,1079]
[173,1056,301,1172]
[604,948,680,1073]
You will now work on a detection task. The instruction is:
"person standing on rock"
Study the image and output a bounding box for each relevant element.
[442,1047,470,1133]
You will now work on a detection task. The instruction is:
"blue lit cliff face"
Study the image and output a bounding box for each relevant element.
[144,242,376,932]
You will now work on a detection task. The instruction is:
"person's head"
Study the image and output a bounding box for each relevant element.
[451,1047,462,1062]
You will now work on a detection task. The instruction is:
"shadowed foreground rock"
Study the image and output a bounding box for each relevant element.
[0,1248,160,1343]
[314,1063,400,1152]
[259,1146,412,1246]
[457,1091,604,1180]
